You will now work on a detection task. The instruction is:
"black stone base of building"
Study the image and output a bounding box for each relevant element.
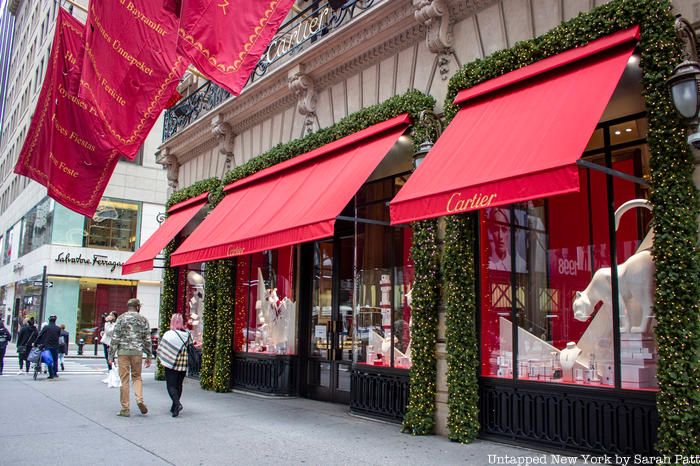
[232,353,298,396]
[350,366,410,423]
[479,378,658,456]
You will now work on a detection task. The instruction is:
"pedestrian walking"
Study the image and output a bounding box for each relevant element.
[157,314,192,417]
[58,324,69,371]
[35,315,61,379]
[0,320,11,375]
[100,311,117,371]
[16,317,38,374]
[108,298,153,417]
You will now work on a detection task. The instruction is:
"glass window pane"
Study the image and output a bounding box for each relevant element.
[84,199,139,251]
[311,241,333,358]
[610,153,657,391]
[20,197,53,256]
[52,202,85,246]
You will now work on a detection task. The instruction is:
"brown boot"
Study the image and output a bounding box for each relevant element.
[137,402,148,415]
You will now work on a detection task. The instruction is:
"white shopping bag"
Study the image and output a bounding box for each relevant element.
[107,367,121,388]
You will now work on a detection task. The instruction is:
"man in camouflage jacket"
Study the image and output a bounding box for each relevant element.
[109,298,153,417]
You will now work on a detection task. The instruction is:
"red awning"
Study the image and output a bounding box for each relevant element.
[390,27,640,225]
[170,114,410,266]
[122,192,208,274]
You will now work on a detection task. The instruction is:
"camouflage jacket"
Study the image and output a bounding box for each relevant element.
[108,311,153,360]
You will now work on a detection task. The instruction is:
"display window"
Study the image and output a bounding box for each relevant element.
[233,246,298,355]
[352,175,414,370]
[180,263,206,348]
[480,115,657,391]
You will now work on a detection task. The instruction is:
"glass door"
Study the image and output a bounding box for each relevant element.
[306,236,353,404]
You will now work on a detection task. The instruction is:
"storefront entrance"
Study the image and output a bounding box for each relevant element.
[304,235,354,404]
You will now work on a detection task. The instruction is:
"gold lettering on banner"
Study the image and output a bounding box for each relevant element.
[49,152,80,178]
[446,192,498,213]
[51,114,96,152]
[112,39,154,76]
[65,50,77,66]
[52,115,69,136]
[226,245,246,256]
[91,8,113,45]
[122,1,168,37]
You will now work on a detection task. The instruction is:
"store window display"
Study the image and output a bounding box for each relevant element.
[481,116,657,390]
[182,264,206,348]
[352,175,414,370]
[233,247,297,355]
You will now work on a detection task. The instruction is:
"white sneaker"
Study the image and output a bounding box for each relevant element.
[16,370,23,375]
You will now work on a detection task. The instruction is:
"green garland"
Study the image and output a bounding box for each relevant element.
[212,259,235,392]
[441,0,700,455]
[402,219,440,435]
[222,90,435,185]
[199,260,220,390]
[155,240,178,381]
[443,214,479,442]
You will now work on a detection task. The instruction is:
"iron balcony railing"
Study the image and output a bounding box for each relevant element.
[163,0,379,141]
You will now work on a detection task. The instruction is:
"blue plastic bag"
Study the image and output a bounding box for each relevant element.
[41,349,53,367]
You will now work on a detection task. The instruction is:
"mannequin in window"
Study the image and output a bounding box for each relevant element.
[187,271,205,347]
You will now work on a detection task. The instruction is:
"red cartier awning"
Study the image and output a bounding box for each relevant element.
[390,26,640,225]
[121,192,208,275]
[169,114,410,266]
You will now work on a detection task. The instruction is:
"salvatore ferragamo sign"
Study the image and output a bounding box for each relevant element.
[55,252,124,272]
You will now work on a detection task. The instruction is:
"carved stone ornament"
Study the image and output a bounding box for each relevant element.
[413,0,453,54]
[288,69,318,136]
[211,114,236,172]
[156,147,180,194]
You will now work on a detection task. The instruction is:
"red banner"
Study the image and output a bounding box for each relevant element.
[176,0,294,95]
[14,10,121,218]
[79,1,185,158]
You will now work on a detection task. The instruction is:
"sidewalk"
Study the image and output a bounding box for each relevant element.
[0,369,565,466]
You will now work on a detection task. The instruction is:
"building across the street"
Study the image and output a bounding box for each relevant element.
[69,0,700,459]
[0,1,167,342]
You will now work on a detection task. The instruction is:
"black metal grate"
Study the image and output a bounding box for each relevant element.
[232,354,298,396]
[479,379,658,455]
[350,366,409,422]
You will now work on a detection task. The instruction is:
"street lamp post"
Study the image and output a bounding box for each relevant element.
[668,16,700,244]
[667,60,700,146]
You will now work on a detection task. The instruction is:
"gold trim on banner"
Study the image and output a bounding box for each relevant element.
[179,0,282,75]
[18,17,119,210]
